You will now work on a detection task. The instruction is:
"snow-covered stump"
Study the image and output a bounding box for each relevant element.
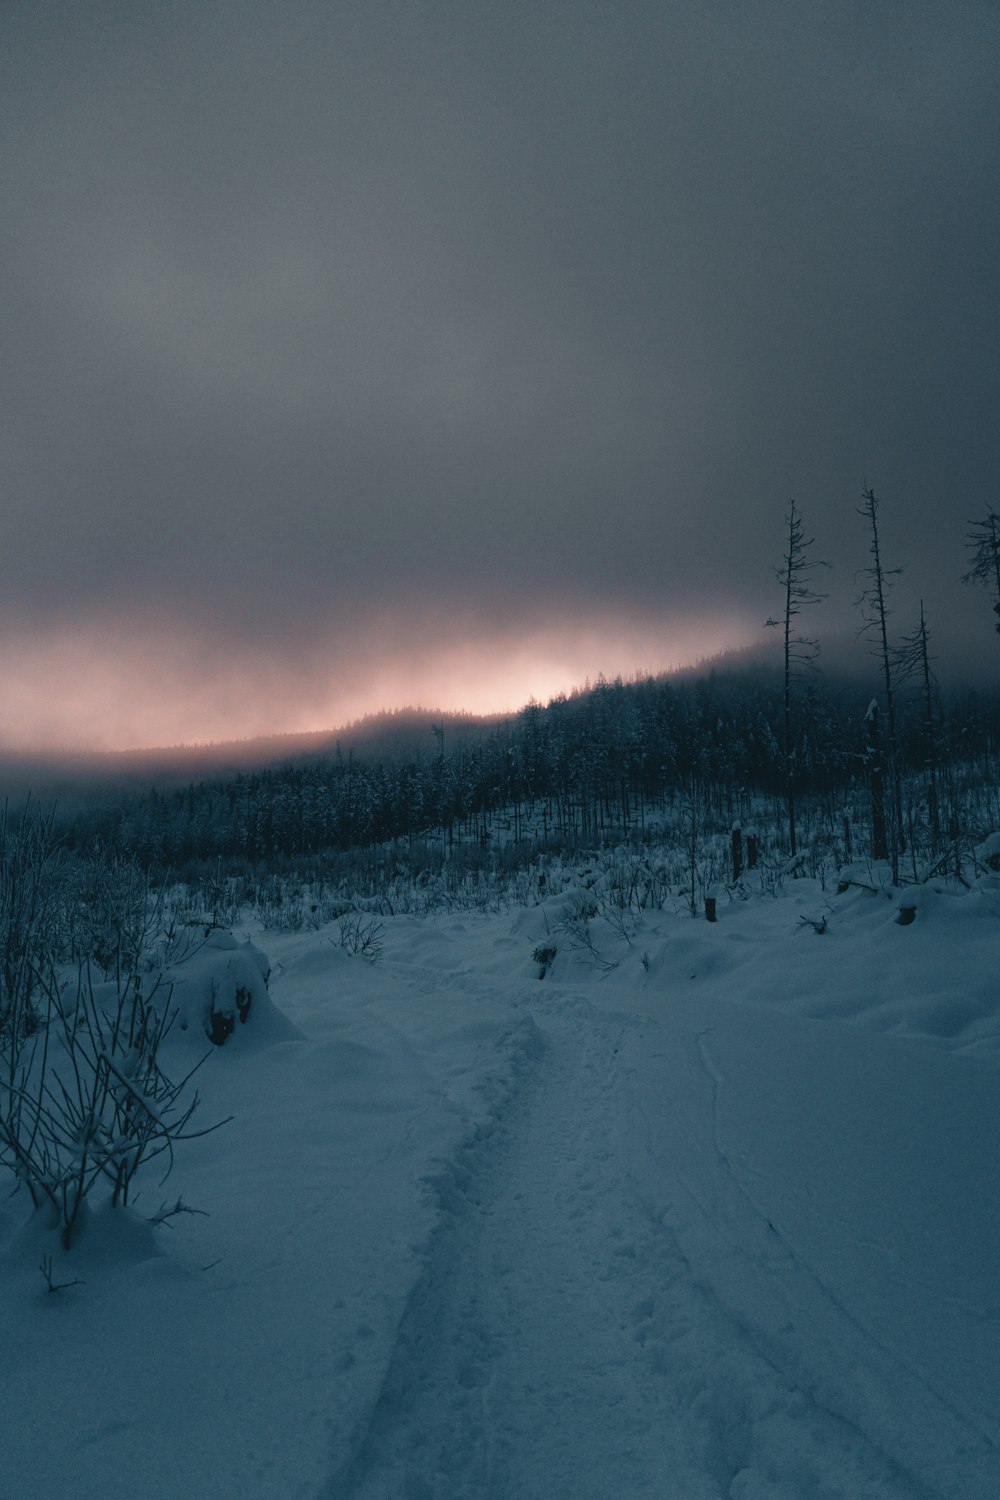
[705,884,725,922]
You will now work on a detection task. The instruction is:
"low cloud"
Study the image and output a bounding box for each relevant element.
[2,3,996,750]
[0,604,754,752]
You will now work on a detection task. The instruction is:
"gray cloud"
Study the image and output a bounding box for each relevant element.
[2,1,998,745]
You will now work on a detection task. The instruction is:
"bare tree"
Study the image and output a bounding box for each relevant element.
[961,508,1000,636]
[864,698,888,863]
[765,500,829,855]
[894,601,941,845]
[856,487,903,881]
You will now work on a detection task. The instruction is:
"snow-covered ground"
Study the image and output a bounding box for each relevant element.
[2,878,999,1498]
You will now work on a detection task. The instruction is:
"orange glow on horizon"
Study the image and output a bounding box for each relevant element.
[0,612,755,754]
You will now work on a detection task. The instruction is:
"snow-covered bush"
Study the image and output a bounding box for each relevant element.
[0,826,294,1252]
[532,944,557,978]
[62,846,164,980]
[159,929,294,1048]
[0,960,228,1250]
[337,911,384,963]
[974,831,1000,873]
[253,875,353,932]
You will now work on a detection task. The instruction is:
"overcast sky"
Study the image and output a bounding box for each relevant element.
[2,0,998,749]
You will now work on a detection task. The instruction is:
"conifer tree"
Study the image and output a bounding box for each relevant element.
[961,509,1000,636]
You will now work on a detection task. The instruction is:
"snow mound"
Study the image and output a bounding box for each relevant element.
[162,929,299,1051]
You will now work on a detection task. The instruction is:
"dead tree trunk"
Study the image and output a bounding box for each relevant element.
[866,699,888,862]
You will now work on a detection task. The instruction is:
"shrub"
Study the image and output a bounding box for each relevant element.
[338,911,384,963]
[0,817,227,1250]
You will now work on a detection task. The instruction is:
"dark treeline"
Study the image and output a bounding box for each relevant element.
[53,667,1000,872]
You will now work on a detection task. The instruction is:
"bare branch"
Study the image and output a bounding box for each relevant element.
[38,1254,84,1293]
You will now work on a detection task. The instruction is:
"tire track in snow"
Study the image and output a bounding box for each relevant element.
[327,994,935,1500]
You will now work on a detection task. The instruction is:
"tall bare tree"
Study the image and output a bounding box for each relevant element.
[894,601,940,845]
[856,487,903,881]
[766,500,829,855]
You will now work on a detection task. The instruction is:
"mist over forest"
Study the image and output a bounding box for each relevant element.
[14,647,989,879]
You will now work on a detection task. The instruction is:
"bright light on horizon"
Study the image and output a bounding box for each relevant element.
[0,612,756,754]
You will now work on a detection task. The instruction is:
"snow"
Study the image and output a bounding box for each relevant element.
[2,879,998,1498]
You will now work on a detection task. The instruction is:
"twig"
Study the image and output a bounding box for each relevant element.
[151,1195,209,1227]
[38,1254,84,1293]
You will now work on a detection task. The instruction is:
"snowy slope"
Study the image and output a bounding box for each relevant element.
[2,881,998,1499]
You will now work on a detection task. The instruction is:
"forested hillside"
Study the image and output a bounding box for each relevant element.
[53,666,1000,871]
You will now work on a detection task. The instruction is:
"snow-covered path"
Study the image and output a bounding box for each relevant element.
[3,886,1000,1499]
[335,995,708,1499]
[332,979,951,1500]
